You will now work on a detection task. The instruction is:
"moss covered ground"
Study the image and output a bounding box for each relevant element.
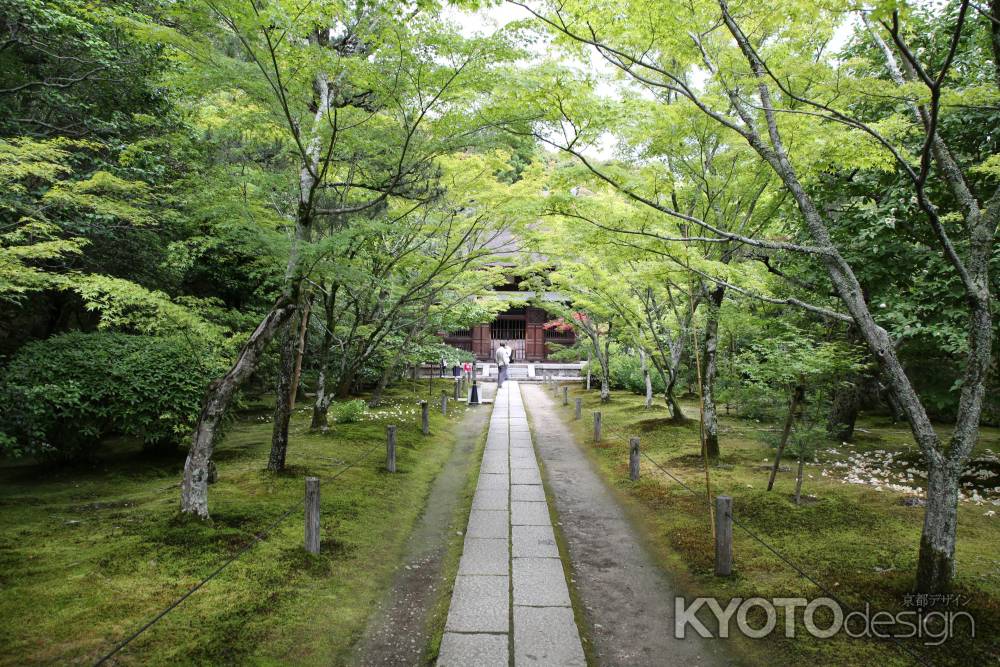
[0,378,469,665]
[556,385,1000,667]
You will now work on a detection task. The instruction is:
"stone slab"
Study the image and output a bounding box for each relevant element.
[513,606,585,666]
[511,484,546,502]
[479,457,508,474]
[512,524,559,558]
[477,473,509,490]
[472,488,509,511]
[512,558,571,607]
[466,509,508,539]
[445,575,509,632]
[512,500,551,526]
[437,632,508,667]
[459,538,509,576]
[511,468,542,485]
[510,458,539,471]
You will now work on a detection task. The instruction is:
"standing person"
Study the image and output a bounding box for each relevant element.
[495,341,510,388]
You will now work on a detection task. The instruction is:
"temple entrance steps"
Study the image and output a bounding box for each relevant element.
[474,362,585,383]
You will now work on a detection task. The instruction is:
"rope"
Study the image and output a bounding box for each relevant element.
[92,441,381,666]
[637,449,933,667]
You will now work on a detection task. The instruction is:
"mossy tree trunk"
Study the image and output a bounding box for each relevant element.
[181,298,296,517]
[700,285,725,459]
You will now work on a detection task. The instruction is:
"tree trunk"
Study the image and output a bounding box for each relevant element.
[289,299,311,408]
[827,376,861,441]
[260,63,328,475]
[916,464,961,592]
[310,287,337,430]
[336,368,356,399]
[666,389,685,422]
[701,285,725,459]
[312,391,334,430]
[596,337,611,402]
[639,347,653,408]
[268,316,299,472]
[794,452,806,505]
[722,4,995,592]
[665,332,689,422]
[650,355,687,423]
[181,298,296,517]
[767,384,804,492]
[369,360,397,408]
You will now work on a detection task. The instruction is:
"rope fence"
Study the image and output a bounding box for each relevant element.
[566,393,933,667]
[91,440,383,665]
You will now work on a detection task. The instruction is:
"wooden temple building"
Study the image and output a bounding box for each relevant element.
[440,229,576,362]
[442,296,575,361]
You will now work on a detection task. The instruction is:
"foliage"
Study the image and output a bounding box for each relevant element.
[0,332,228,459]
[761,405,828,463]
[727,324,867,422]
[607,347,667,395]
[0,0,168,138]
[333,399,366,424]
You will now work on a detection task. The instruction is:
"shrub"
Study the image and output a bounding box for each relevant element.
[607,350,666,395]
[334,399,366,424]
[0,332,228,459]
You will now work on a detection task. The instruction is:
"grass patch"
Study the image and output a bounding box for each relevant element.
[0,379,468,665]
[558,386,1000,667]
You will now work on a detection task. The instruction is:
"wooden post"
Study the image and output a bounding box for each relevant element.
[715,495,733,576]
[441,391,448,416]
[305,477,320,554]
[386,425,397,473]
[593,411,602,444]
[453,379,460,401]
[575,397,582,420]
[421,401,429,435]
[629,437,640,481]
[562,386,568,406]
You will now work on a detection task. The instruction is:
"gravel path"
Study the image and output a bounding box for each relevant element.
[350,384,494,666]
[522,384,735,666]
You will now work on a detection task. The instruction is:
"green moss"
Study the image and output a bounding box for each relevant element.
[0,379,468,665]
[560,386,1000,667]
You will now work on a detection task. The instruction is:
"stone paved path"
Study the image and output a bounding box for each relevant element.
[437,381,586,666]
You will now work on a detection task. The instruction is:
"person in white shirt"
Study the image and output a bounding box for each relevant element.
[495,341,510,387]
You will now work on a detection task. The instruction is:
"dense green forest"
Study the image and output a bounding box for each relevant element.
[1,0,997,664]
